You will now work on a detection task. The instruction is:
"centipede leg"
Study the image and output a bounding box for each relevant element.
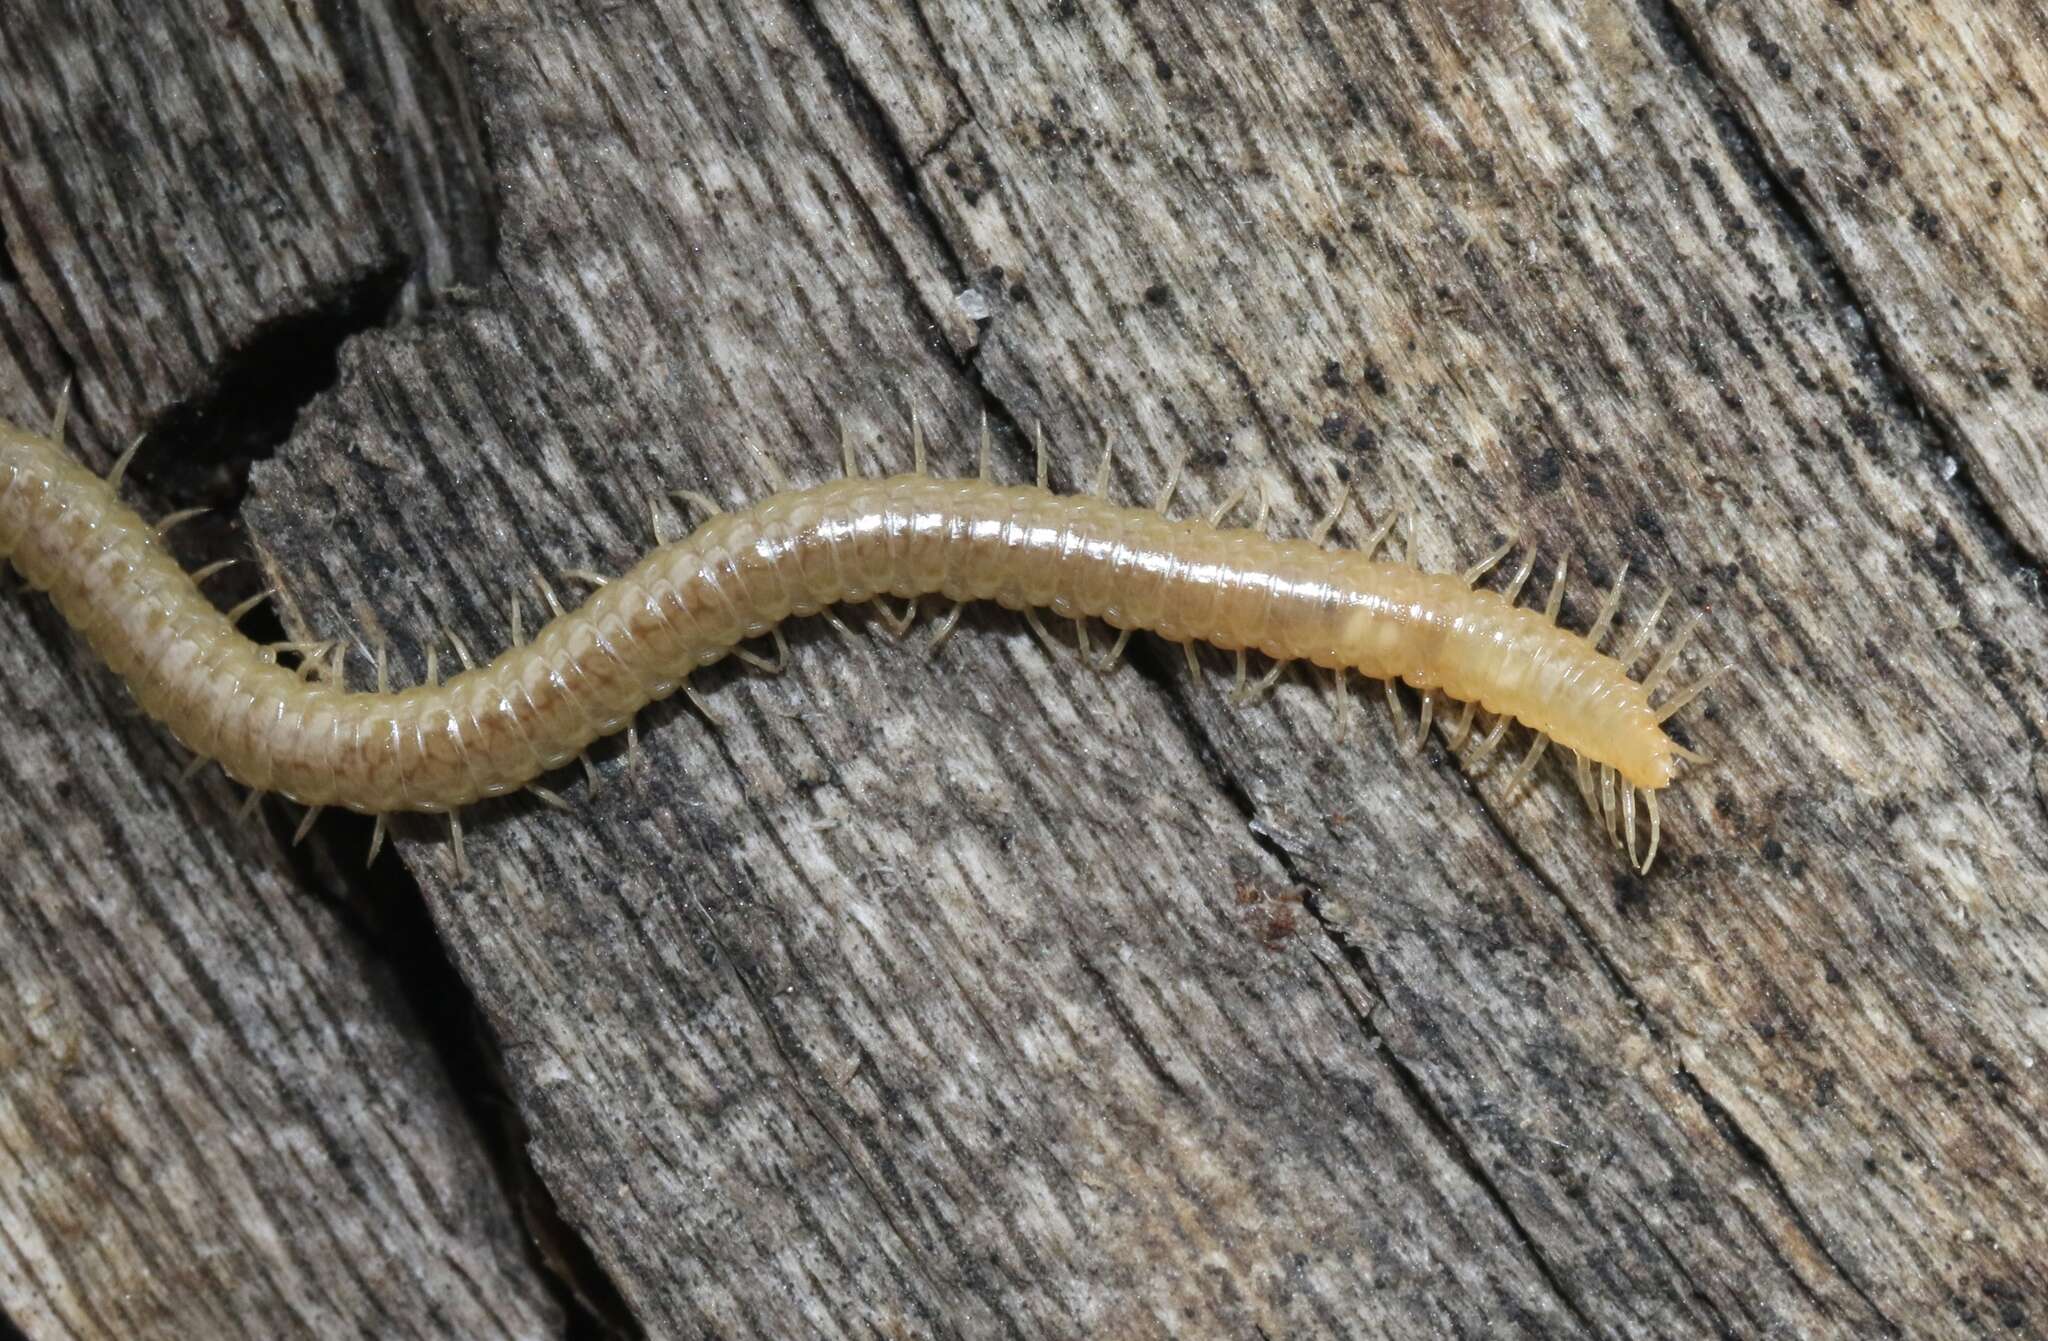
[843,416,860,478]
[48,377,70,443]
[1641,614,1705,697]
[685,684,726,730]
[225,588,275,627]
[672,488,724,520]
[1208,481,1253,527]
[1035,423,1049,489]
[750,443,792,493]
[367,816,388,866]
[1598,767,1618,839]
[105,434,147,493]
[1585,562,1630,648]
[1331,667,1352,742]
[1622,785,1639,868]
[910,409,927,476]
[733,627,790,673]
[1468,711,1514,764]
[1182,640,1205,688]
[449,812,470,880]
[977,414,992,482]
[534,569,569,619]
[1412,694,1434,753]
[1309,477,1353,545]
[1090,437,1115,498]
[154,506,209,538]
[1076,620,1133,674]
[180,753,210,783]
[562,567,611,590]
[1503,733,1550,797]
[875,596,918,638]
[292,805,324,846]
[1152,452,1188,514]
[1542,558,1568,624]
[1501,545,1537,605]
[1615,587,1672,669]
[1446,699,1477,750]
[236,788,264,821]
[925,602,965,655]
[1383,678,1412,750]
[823,608,861,642]
[528,783,573,811]
[1643,792,1662,874]
[1024,608,1064,660]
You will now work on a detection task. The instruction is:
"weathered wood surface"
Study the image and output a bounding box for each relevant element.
[1672,0,2048,564]
[6,1,2048,1338]
[0,4,557,1338]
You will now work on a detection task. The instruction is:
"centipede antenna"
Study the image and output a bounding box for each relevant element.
[105,434,147,493]
[562,567,611,589]
[925,601,966,655]
[1208,480,1252,527]
[1308,478,1353,545]
[1643,792,1662,874]
[528,783,573,811]
[292,805,324,846]
[1640,612,1704,696]
[190,557,241,585]
[1668,741,1712,765]
[978,413,992,482]
[875,596,918,638]
[1036,422,1049,489]
[367,816,388,866]
[1152,452,1188,514]
[534,569,568,619]
[843,415,859,478]
[1502,545,1538,604]
[1543,558,1568,623]
[1461,534,1517,586]
[671,488,723,523]
[180,753,211,784]
[225,588,275,626]
[1504,733,1550,797]
[448,812,469,880]
[911,409,927,476]
[1446,698,1477,750]
[237,788,264,821]
[154,506,210,538]
[48,377,71,443]
[1584,562,1630,648]
[751,443,791,492]
[1085,436,1113,498]
[1182,640,1205,688]
[1615,587,1672,669]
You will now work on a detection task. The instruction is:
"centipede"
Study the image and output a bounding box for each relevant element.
[1,398,1724,877]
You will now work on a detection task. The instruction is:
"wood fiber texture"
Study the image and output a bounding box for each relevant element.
[6,1,2047,1338]
[0,3,554,1339]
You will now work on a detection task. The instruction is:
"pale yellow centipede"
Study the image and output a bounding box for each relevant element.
[1,404,1722,875]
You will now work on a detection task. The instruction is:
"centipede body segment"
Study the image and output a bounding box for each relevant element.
[0,409,1721,874]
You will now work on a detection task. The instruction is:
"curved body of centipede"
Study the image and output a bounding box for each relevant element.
[1,408,1721,874]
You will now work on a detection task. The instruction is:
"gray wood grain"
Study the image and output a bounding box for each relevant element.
[0,3,555,1337]
[7,0,2046,1337]
[1669,0,2048,564]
